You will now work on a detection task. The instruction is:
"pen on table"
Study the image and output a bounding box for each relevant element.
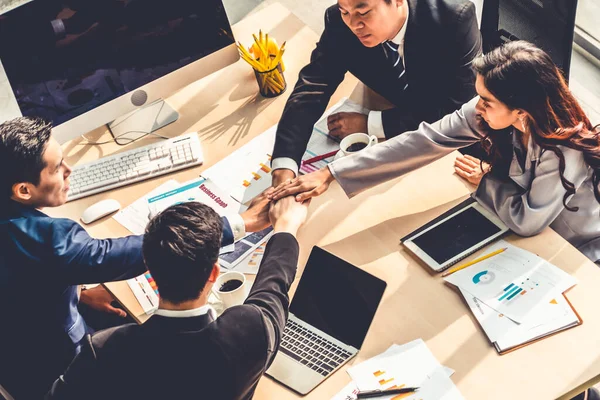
[442,247,508,277]
[301,150,339,165]
[356,387,419,399]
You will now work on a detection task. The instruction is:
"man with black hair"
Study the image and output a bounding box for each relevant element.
[272,0,482,186]
[47,197,309,400]
[0,116,272,399]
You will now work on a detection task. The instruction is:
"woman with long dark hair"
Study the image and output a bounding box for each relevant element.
[270,41,600,263]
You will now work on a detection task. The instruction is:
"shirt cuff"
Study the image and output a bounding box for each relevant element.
[271,157,299,177]
[368,111,386,139]
[226,213,246,242]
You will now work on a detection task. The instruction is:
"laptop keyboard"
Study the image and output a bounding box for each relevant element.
[278,319,352,377]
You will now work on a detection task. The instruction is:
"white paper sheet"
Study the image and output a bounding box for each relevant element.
[146,177,242,217]
[461,288,579,345]
[202,125,276,204]
[346,339,464,400]
[113,180,180,234]
[126,273,159,315]
[444,241,577,323]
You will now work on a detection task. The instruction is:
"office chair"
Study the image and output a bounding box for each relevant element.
[480,0,578,80]
[0,384,14,400]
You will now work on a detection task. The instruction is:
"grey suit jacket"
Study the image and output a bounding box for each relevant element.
[329,97,600,262]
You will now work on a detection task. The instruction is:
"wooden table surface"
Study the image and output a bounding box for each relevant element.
[46,4,600,399]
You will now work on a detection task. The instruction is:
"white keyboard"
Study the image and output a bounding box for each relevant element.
[67,133,203,201]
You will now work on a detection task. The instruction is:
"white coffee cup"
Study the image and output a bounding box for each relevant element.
[212,271,247,309]
[337,133,378,159]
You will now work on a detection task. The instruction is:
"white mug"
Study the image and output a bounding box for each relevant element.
[212,271,247,309]
[337,133,378,158]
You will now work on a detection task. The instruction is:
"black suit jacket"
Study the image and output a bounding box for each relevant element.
[273,0,482,165]
[46,233,299,400]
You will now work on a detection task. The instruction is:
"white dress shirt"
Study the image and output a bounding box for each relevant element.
[154,304,217,319]
[226,213,247,242]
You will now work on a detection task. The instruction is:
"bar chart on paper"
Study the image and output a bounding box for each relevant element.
[202,126,275,204]
[347,340,464,400]
[372,370,420,400]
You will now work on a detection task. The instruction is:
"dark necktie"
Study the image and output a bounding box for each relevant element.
[384,41,408,91]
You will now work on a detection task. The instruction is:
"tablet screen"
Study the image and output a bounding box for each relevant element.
[411,206,502,265]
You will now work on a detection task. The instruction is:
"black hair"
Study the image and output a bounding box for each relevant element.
[0,117,52,200]
[143,202,223,304]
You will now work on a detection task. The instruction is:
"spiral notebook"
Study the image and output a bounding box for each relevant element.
[400,197,510,272]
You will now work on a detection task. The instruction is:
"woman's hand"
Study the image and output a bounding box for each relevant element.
[269,168,335,202]
[454,154,490,186]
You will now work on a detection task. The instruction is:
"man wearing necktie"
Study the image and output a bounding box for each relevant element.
[271,0,482,186]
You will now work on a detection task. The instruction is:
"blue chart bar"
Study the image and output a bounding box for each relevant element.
[503,283,515,292]
[499,285,521,301]
[506,288,523,300]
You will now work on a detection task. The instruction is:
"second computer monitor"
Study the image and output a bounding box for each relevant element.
[0,0,239,144]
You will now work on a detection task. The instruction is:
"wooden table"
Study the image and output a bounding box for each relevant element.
[46,3,600,399]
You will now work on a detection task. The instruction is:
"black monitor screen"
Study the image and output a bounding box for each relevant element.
[411,206,502,265]
[0,0,234,125]
[290,247,387,349]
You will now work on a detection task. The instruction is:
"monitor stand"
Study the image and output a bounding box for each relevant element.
[108,98,179,145]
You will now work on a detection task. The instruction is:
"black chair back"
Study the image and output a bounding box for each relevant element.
[480,0,578,80]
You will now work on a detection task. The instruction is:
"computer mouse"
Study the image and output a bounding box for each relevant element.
[81,199,121,224]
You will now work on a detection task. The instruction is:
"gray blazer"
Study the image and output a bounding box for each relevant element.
[329,97,600,262]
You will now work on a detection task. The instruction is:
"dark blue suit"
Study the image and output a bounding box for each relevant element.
[0,200,235,399]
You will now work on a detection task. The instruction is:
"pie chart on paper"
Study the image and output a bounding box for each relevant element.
[472,270,496,284]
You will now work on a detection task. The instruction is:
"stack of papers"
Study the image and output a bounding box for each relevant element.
[114,180,180,235]
[126,272,159,315]
[146,177,241,217]
[444,241,580,353]
[332,339,463,400]
[300,97,369,175]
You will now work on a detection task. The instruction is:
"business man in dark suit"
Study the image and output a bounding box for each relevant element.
[46,197,309,400]
[0,117,272,399]
[271,0,482,186]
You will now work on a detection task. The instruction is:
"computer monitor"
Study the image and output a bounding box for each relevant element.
[0,0,239,144]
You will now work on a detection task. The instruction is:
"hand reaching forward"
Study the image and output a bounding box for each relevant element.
[269,168,335,202]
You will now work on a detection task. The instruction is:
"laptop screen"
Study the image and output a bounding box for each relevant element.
[290,247,387,349]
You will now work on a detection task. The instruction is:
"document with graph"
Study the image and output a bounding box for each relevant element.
[345,339,464,400]
[202,125,276,204]
[300,97,370,175]
[444,241,577,323]
[461,288,581,354]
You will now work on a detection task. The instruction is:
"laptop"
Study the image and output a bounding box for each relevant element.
[266,246,387,395]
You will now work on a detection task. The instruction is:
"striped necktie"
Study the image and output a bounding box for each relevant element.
[384,41,408,91]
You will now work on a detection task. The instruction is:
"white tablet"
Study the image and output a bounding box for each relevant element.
[402,202,509,272]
